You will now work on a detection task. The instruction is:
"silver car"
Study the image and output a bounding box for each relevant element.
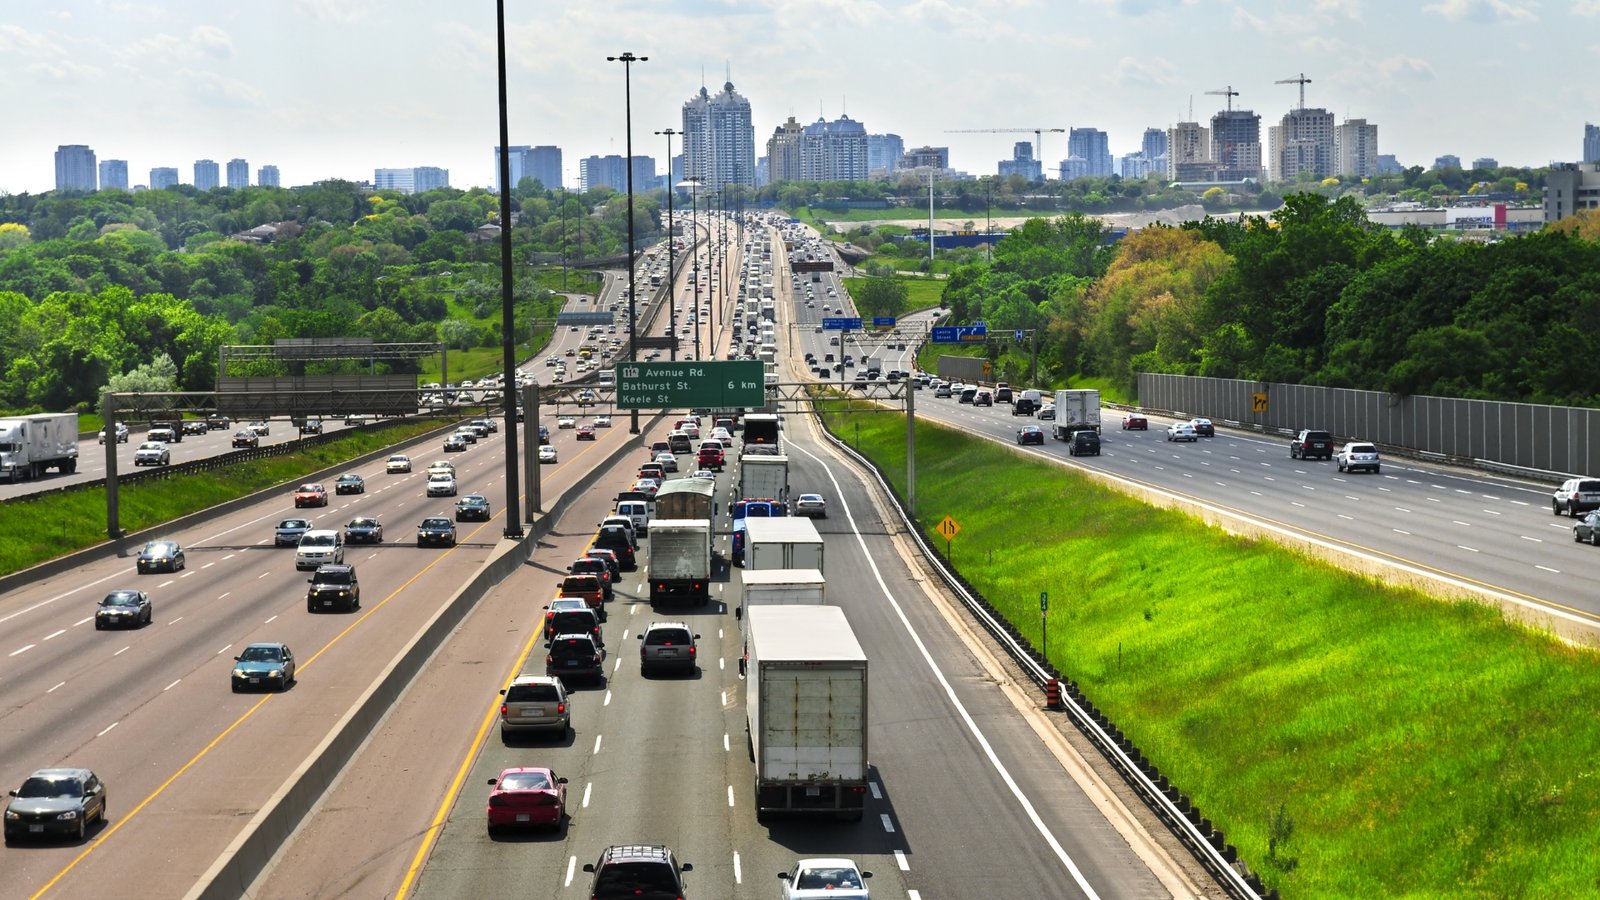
[498,674,570,740]
[638,622,699,676]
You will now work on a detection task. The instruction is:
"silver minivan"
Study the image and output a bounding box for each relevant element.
[498,674,570,740]
[295,529,344,571]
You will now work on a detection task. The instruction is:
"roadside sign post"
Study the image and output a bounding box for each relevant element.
[1040,591,1049,665]
[935,514,961,559]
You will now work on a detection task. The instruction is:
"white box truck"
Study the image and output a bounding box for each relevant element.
[736,568,826,640]
[743,605,867,821]
[744,516,824,573]
[646,519,712,605]
[1051,389,1102,440]
[738,453,788,503]
[0,412,79,482]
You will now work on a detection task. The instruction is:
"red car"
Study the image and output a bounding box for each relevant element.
[293,483,328,507]
[486,767,567,834]
[696,446,725,471]
[576,425,596,441]
[1121,412,1148,430]
[232,430,260,448]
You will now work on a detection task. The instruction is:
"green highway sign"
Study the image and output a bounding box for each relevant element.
[615,360,767,409]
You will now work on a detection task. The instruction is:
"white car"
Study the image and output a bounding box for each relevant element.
[793,493,827,519]
[426,472,457,496]
[1166,422,1198,442]
[592,415,612,428]
[428,460,456,477]
[780,858,872,899]
[654,452,679,473]
[133,441,170,466]
[1335,441,1381,474]
[691,469,716,481]
[557,416,577,429]
[539,444,558,464]
[385,454,412,474]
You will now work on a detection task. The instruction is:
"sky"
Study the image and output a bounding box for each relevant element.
[2,0,1598,195]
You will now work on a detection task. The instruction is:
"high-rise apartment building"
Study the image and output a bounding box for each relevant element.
[899,146,949,170]
[1472,157,1498,170]
[792,115,868,183]
[257,165,280,187]
[682,78,756,194]
[999,141,1042,180]
[1141,128,1169,166]
[530,146,562,190]
[55,145,97,192]
[1377,154,1403,175]
[578,155,654,193]
[194,159,220,191]
[98,159,129,191]
[150,167,180,189]
[1268,107,1336,182]
[374,167,451,194]
[1586,124,1600,164]
[1210,109,1264,181]
[867,134,904,178]
[766,117,806,184]
[1334,119,1379,179]
[225,158,249,189]
[1433,154,1462,170]
[1166,121,1210,180]
[1118,152,1157,179]
[1064,128,1112,179]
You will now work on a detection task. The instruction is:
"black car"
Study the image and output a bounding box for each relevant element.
[4,768,107,843]
[1016,425,1046,446]
[334,473,366,495]
[307,564,360,612]
[544,606,603,643]
[417,517,457,547]
[345,516,384,544]
[443,435,468,453]
[1013,397,1037,416]
[593,525,637,570]
[583,845,692,900]
[95,589,151,629]
[546,633,605,684]
[301,419,323,434]
[455,494,492,522]
[136,540,185,574]
[1574,511,1600,545]
[181,420,209,436]
[205,414,231,430]
[1290,429,1334,460]
[1068,430,1101,456]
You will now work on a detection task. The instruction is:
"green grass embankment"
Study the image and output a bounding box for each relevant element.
[819,403,1600,897]
[0,419,447,575]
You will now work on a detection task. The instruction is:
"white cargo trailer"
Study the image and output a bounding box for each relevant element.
[744,516,823,573]
[0,412,79,481]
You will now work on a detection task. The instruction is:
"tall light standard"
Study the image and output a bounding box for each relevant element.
[684,175,702,361]
[493,0,523,537]
[607,51,647,434]
[656,128,679,361]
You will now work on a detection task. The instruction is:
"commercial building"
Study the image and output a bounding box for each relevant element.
[373,166,450,194]
[899,146,949,171]
[226,158,249,189]
[1472,157,1499,171]
[194,159,220,191]
[55,144,97,192]
[257,164,280,188]
[867,133,904,178]
[98,159,129,191]
[1544,162,1600,224]
[1336,119,1380,178]
[530,146,562,190]
[495,145,531,191]
[150,167,180,190]
[998,141,1042,180]
[1433,154,1462,170]
[578,155,654,193]
[682,77,756,194]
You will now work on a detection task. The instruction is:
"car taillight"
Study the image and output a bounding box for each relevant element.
[688,646,696,656]
[488,794,507,807]
[500,703,508,716]
[592,654,601,664]
[544,655,552,665]
[557,702,565,714]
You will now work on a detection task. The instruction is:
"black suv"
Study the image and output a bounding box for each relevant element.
[1290,429,1334,460]
[594,525,637,571]
[1068,430,1101,457]
[307,564,360,612]
[547,633,604,684]
[583,844,692,900]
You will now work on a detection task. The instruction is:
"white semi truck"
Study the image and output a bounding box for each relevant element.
[743,604,868,821]
[0,412,79,482]
[1051,389,1103,439]
[736,568,825,640]
[743,516,824,573]
[646,519,712,605]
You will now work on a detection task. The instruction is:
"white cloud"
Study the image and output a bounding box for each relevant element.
[1088,0,1198,15]
[293,0,372,25]
[1422,0,1539,23]
[1374,55,1437,82]
[190,25,233,59]
[1106,56,1180,89]
[1572,0,1600,14]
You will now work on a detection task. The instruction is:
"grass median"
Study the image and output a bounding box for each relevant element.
[0,419,447,576]
[820,401,1600,897]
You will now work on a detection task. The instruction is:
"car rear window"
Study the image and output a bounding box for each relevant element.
[1578,480,1600,493]
[563,576,599,591]
[645,628,691,646]
[594,863,679,891]
[505,683,560,702]
[551,638,595,656]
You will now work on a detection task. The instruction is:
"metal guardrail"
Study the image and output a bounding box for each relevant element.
[816,416,1269,900]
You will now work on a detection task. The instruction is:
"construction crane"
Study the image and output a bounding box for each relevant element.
[944,127,1067,166]
[1275,73,1312,110]
[1205,86,1239,113]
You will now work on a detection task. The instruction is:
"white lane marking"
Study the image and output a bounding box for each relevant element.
[44,629,66,641]
[114,646,130,656]
[11,644,36,657]
[165,679,181,691]
[727,785,735,807]
[1290,501,1305,508]
[159,579,176,588]
[216,644,232,655]
[592,734,602,755]
[1521,536,1542,543]
[1482,509,1501,516]
[732,850,742,884]
[1452,521,1471,528]
[870,782,883,800]
[718,656,725,671]
[895,849,910,871]
[1394,529,1411,535]
[217,593,229,600]
[723,733,730,752]
[880,813,896,833]
[257,572,270,579]
[603,690,612,707]
[582,782,593,808]
[223,553,236,560]
[564,856,577,887]
[202,562,216,570]
[791,440,1103,900]
[98,722,118,737]
[1426,497,1440,503]
[74,616,92,626]
[1337,514,1353,520]
[1394,507,1412,513]
[1458,545,1479,552]
[1537,565,1561,573]
[48,681,66,693]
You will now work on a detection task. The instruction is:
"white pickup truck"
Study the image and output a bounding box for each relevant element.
[1335,441,1381,474]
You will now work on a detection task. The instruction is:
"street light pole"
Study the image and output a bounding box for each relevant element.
[685,176,701,361]
[656,129,678,361]
[607,51,648,434]
[494,0,523,538]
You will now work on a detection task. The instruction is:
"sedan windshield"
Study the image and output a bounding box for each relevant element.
[16,777,81,799]
[239,646,282,663]
[101,593,141,607]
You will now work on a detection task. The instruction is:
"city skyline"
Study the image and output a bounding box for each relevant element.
[3,2,1599,195]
